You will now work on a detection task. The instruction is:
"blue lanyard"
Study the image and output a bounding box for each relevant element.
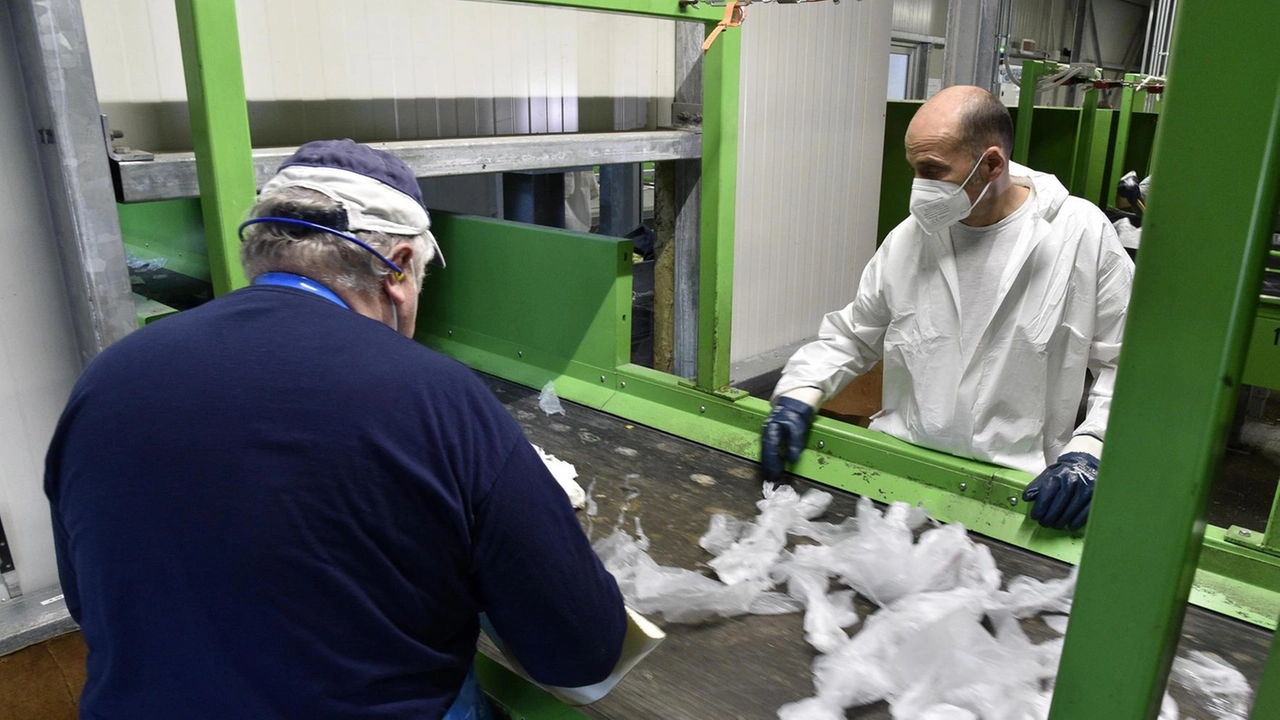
[253,272,349,309]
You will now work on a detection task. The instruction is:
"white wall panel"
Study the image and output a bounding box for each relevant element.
[731,2,893,363]
[82,0,675,148]
[0,4,86,594]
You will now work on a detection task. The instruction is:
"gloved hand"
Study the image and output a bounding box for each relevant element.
[1022,452,1099,531]
[760,397,816,481]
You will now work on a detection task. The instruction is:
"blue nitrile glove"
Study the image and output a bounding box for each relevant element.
[761,397,816,481]
[1022,452,1099,531]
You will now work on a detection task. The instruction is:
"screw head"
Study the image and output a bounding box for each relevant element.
[1008,496,1019,506]
[817,440,825,449]
[699,405,706,413]
[959,482,968,491]
[620,381,626,389]
[517,350,523,358]
[447,330,453,337]
[1241,528,1253,537]
[600,375,606,383]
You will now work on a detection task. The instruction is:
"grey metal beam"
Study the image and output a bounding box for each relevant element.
[116,130,702,203]
[672,21,703,380]
[0,585,75,657]
[9,0,137,361]
[598,164,641,238]
[943,0,1002,91]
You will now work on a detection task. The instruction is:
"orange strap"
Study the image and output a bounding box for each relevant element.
[702,2,745,52]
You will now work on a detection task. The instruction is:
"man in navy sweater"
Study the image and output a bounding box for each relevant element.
[45,140,626,719]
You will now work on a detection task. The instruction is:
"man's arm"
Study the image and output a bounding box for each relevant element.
[771,251,893,404]
[471,440,626,688]
[1023,221,1135,530]
[1070,222,1135,452]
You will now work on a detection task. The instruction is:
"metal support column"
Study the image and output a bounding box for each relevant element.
[696,22,740,392]
[942,0,1001,91]
[1013,61,1050,166]
[1048,0,1280,716]
[599,164,641,237]
[175,0,254,296]
[1069,87,1098,197]
[1108,74,1141,207]
[1255,629,1280,718]
[9,0,137,360]
[673,21,703,381]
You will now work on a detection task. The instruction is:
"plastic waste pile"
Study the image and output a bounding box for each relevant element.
[591,483,1253,720]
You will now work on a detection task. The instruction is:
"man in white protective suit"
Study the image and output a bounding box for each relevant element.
[761,86,1134,532]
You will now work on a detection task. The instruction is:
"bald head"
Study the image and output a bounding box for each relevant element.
[910,86,1014,159]
[904,86,1026,227]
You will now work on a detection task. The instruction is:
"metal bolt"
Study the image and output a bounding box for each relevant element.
[1241,528,1253,537]
[620,381,626,389]
[959,482,968,492]
[817,440,825,449]
[699,405,706,413]
[517,350,523,358]
[447,330,453,337]
[600,375,607,383]
[1008,496,1019,507]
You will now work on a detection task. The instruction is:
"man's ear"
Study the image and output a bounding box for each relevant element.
[984,146,1007,180]
[382,243,416,304]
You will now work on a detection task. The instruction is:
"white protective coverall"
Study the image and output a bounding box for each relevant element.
[773,163,1134,474]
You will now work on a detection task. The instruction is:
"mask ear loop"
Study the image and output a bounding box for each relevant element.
[239,217,406,282]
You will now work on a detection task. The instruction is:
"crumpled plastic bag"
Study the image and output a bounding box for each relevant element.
[531,444,584,508]
[802,588,991,711]
[699,513,746,555]
[818,499,998,607]
[538,380,565,415]
[985,568,1078,619]
[1170,651,1252,719]
[774,559,859,653]
[594,527,799,624]
[709,484,832,586]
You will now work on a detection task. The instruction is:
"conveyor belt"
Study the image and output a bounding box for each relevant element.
[481,374,1273,719]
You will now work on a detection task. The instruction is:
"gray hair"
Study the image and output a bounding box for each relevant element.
[240,187,435,295]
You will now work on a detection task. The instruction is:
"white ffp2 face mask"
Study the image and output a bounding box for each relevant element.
[909,156,992,235]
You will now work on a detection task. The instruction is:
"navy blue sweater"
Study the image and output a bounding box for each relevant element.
[45,285,625,719]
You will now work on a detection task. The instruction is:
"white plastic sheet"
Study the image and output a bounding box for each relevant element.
[531,444,584,508]
[709,484,832,586]
[1171,651,1253,720]
[538,380,565,415]
[588,484,1250,720]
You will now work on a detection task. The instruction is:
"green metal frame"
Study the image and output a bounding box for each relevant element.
[169,0,1280,716]
[1012,60,1054,165]
[174,0,253,296]
[1048,0,1280,716]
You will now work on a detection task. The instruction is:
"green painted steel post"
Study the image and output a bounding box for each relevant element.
[1013,61,1047,165]
[1108,74,1141,207]
[175,0,255,296]
[1255,629,1280,719]
[1069,87,1098,197]
[1048,0,1280,717]
[697,26,740,392]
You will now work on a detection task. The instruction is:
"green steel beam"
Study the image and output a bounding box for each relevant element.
[1013,61,1050,165]
[174,0,254,296]
[475,654,591,719]
[696,22,740,392]
[493,0,721,22]
[1083,107,1113,206]
[1256,629,1280,720]
[1108,74,1142,207]
[1048,0,1280,716]
[1068,87,1098,197]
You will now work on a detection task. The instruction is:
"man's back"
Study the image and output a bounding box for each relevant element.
[46,285,624,719]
